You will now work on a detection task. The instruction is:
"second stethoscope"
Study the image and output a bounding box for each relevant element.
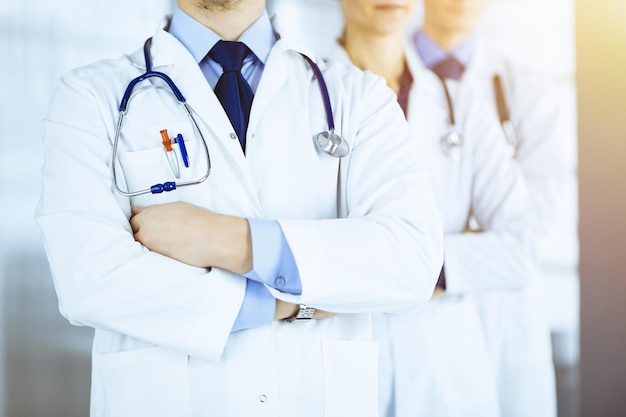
[112,38,349,197]
[493,74,519,150]
[435,72,519,161]
[434,73,464,161]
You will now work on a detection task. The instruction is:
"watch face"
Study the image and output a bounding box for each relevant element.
[284,304,315,322]
[296,305,315,320]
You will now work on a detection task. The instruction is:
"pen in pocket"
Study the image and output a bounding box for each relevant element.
[174,133,190,168]
[160,129,180,179]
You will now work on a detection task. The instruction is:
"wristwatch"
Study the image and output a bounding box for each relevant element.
[283,304,316,322]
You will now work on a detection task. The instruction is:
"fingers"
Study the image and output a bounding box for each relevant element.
[129,206,143,234]
[130,216,139,234]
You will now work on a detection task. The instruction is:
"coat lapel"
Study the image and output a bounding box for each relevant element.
[246,40,289,139]
[142,23,264,217]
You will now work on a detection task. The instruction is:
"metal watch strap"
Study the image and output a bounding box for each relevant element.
[283,304,315,322]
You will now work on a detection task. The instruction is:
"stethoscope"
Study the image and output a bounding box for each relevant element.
[112,38,348,197]
[493,74,519,150]
[434,72,519,161]
[300,54,350,158]
[434,73,464,161]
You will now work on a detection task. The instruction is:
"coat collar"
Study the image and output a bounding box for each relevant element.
[125,15,323,211]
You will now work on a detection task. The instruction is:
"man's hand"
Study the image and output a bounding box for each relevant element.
[131,203,336,321]
[275,300,299,320]
[130,202,252,273]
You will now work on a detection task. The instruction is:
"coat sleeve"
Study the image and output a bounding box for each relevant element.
[442,105,536,294]
[35,69,245,361]
[272,71,444,313]
[506,64,568,241]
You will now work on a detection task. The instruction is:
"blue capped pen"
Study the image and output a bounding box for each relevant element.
[175,133,190,168]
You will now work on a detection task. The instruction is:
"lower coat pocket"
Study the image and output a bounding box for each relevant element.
[96,346,190,417]
[322,339,380,417]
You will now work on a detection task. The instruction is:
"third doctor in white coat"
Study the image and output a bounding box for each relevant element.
[415,0,563,415]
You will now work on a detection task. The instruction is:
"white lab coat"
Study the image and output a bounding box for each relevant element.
[327,41,534,417]
[35,17,444,417]
[398,43,538,417]
[382,41,534,417]
[459,39,560,417]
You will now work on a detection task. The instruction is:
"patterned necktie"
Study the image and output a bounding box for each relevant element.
[430,56,465,81]
[209,40,254,151]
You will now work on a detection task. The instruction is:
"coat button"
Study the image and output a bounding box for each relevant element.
[229,132,237,140]
[275,276,286,287]
[259,394,267,403]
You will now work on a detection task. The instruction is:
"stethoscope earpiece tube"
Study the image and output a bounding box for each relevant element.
[435,73,456,127]
[301,53,349,158]
[434,73,463,161]
[112,38,211,197]
[113,40,349,198]
[493,74,519,149]
[301,54,335,131]
[119,38,186,112]
[492,74,510,123]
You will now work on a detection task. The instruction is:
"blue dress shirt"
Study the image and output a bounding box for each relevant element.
[413,30,475,70]
[169,6,302,332]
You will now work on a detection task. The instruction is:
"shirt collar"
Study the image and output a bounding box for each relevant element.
[414,30,475,69]
[168,5,276,65]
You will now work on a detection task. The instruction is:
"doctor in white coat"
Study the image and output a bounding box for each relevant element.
[415,0,562,415]
[35,1,444,416]
[330,0,535,416]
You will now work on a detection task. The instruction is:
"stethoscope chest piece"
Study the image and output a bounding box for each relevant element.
[316,129,349,158]
[441,130,463,161]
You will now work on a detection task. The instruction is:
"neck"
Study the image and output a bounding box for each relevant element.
[178,0,265,41]
[422,22,470,51]
[341,28,406,94]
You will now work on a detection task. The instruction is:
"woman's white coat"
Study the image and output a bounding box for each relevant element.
[325,40,534,417]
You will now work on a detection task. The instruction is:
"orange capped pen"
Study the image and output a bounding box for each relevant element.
[159,129,180,178]
[160,129,173,152]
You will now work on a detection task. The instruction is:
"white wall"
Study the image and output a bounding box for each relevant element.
[0,2,173,416]
[0,1,173,247]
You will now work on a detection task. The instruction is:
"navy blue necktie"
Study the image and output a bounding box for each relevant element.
[209,40,254,151]
[431,56,465,81]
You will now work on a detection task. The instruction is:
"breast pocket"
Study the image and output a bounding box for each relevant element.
[322,339,380,417]
[117,136,212,209]
[96,346,191,417]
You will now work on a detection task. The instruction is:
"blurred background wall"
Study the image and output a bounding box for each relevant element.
[576,1,626,416]
[0,2,174,416]
[0,0,608,416]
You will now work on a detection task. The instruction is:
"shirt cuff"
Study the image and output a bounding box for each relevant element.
[231,280,275,333]
[245,218,302,295]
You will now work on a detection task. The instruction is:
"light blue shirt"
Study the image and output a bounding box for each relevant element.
[169,6,302,332]
[413,30,475,70]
